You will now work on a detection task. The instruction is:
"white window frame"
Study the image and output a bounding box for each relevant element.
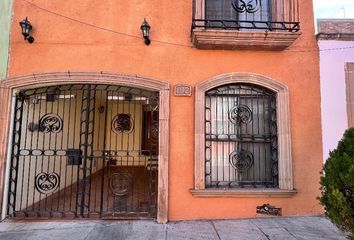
[191,73,296,197]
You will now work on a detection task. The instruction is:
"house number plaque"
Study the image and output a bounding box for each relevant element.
[174,84,192,97]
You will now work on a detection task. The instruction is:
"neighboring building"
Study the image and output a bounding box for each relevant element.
[0,0,323,223]
[317,19,354,161]
[0,0,13,79]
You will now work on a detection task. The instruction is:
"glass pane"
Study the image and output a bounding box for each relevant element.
[205,0,271,29]
[205,83,277,188]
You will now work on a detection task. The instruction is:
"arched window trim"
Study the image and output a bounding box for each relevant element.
[192,73,296,197]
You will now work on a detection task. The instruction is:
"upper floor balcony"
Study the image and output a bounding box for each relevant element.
[191,0,301,50]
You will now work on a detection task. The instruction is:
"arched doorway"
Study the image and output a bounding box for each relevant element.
[0,72,169,222]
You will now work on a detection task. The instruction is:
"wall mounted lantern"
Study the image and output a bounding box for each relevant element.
[140,18,151,46]
[19,17,34,44]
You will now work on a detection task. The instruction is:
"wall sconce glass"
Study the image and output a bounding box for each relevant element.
[140,18,151,46]
[19,17,34,44]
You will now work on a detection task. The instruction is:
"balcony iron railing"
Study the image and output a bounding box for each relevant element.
[192,0,300,32]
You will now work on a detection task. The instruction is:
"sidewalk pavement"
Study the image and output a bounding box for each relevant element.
[0,216,348,240]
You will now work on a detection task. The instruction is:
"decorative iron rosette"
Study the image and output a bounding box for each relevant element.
[232,0,260,13]
[39,114,63,133]
[35,172,60,194]
[228,105,252,124]
[229,149,254,171]
[151,120,159,143]
[109,172,132,197]
[112,114,134,134]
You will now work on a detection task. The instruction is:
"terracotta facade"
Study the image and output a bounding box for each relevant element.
[0,0,323,221]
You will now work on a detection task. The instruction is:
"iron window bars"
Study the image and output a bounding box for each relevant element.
[192,0,300,32]
[205,83,278,188]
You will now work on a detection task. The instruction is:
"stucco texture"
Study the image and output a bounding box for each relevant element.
[319,40,354,161]
[4,0,323,220]
[0,0,13,79]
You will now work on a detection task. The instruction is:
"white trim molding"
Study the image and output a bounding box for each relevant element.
[193,72,294,196]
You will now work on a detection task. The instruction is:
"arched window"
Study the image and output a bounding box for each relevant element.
[205,83,278,188]
[192,73,295,197]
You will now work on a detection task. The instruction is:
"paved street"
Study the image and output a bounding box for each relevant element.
[0,216,348,240]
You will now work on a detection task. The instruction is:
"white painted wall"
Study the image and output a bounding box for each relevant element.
[319,40,354,161]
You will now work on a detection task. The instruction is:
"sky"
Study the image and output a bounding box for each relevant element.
[314,0,354,19]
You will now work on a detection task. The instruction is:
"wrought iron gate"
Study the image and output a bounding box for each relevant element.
[7,84,159,219]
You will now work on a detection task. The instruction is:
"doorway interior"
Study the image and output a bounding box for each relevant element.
[7,84,159,219]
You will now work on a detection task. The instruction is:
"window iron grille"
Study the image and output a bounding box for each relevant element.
[205,83,278,188]
[192,0,300,32]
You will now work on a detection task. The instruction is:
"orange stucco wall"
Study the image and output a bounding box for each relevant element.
[5,0,323,220]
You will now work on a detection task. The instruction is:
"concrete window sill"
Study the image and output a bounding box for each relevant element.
[191,29,302,51]
[190,188,298,198]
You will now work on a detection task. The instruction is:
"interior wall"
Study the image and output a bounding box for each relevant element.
[15,92,83,211]
[105,101,145,165]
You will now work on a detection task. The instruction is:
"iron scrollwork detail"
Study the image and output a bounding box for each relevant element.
[110,172,132,197]
[112,114,134,134]
[229,149,254,171]
[35,172,60,194]
[229,105,252,124]
[39,114,63,133]
[151,120,159,142]
[232,0,260,13]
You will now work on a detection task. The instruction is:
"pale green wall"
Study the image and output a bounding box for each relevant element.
[0,0,13,79]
